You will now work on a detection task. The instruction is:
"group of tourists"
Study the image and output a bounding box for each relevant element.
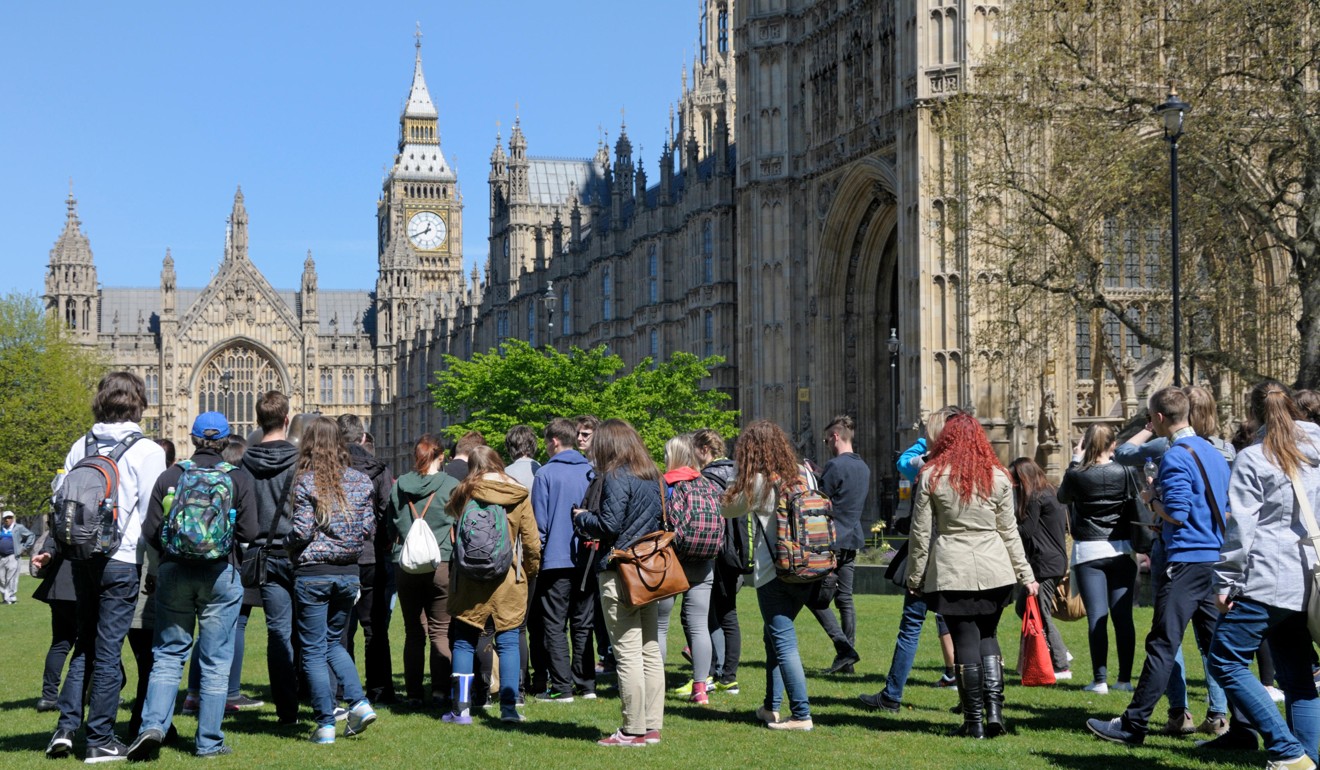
[22,369,1320,768]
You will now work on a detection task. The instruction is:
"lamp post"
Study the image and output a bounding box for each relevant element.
[1154,85,1190,386]
[887,328,900,525]
[542,281,558,347]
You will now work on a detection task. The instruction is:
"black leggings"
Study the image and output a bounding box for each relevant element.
[946,608,1005,666]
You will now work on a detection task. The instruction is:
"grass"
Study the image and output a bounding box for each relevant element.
[0,573,1267,769]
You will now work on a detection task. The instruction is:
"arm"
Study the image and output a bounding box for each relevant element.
[1158,452,1196,525]
[575,472,625,541]
[516,499,542,581]
[16,524,35,554]
[897,439,928,482]
[233,472,259,544]
[289,475,314,550]
[819,459,844,500]
[905,474,934,592]
[1056,469,1078,505]
[1017,495,1041,546]
[1217,454,1262,600]
[1114,435,1168,468]
[386,483,402,546]
[531,472,551,546]
[141,471,171,552]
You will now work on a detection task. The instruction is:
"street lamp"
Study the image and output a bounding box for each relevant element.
[542,281,558,345]
[887,328,900,524]
[1154,85,1190,386]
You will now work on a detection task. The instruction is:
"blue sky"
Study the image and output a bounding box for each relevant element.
[0,1,697,295]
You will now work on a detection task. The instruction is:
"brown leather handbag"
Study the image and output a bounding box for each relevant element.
[608,480,689,607]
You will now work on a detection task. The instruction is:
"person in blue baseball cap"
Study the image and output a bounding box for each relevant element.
[191,412,232,441]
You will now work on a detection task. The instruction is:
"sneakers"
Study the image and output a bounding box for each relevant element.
[1266,685,1286,703]
[690,691,709,706]
[181,693,200,716]
[500,708,526,723]
[127,729,164,761]
[1197,714,1230,736]
[1112,681,1134,692]
[671,677,714,697]
[767,717,814,731]
[309,725,336,745]
[936,672,957,687]
[574,688,598,700]
[46,729,75,759]
[1053,669,1074,681]
[713,680,740,695]
[84,739,130,763]
[643,730,661,745]
[1161,709,1196,736]
[596,730,647,747]
[332,706,349,722]
[1086,716,1145,747]
[197,746,233,759]
[535,690,574,703]
[226,694,265,711]
[1196,724,1260,751]
[345,700,376,736]
[859,691,901,713]
[1267,756,1317,770]
[1082,681,1109,695]
[755,705,781,724]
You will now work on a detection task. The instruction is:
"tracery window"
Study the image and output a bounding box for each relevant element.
[195,343,284,439]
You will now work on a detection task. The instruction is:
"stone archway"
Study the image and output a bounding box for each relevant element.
[192,340,287,439]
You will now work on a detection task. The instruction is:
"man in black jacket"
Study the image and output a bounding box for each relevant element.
[337,413,397,703]
[813,415,868,674]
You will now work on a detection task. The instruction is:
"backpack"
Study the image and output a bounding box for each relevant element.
[762,468,837,583]
[667,476,725,561]
[161,460,238,561]
[702,461,752,574]
[453,498,514,581]
[399,494,442,575]
[51,432,142,560]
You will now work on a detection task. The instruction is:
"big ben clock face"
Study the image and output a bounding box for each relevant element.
[407,211,446,250]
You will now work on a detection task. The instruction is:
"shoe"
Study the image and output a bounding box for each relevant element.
[1266,756,1317,770]
[181,694,200,716]
[500,708,526,723]
[827,651,862,675]
[332,707,348,722]
[309,725,336,745]
[535,690,574,703]
[681,646,692,663]
[1266,685,1286,703]
[936,672,957,687]
[1086,716,1145,747]
[1196,714,1229,736]
[982,655,1006,737]
[643,730,661,745]
[1161,709,1196,736]
[756,705,781,724]
[575,688,598,700]
[596,730,647,747]
[441,710,473,725]
[1053,669,1074,681]
[226,694,265,711]
[767,717,814,731]
[47,729,75,759]
[670,677,713,697]
[690,691,709,706]
[1082,681,1109,695]
[37,698,59,712]
[1112,681,1134,693]
[345,700,376,736]
[953,663,985,739]
[1068,651,1075,663]
[196,746,232,758]
[127,729,164,761]
[713,681,740,695]
[84,739,130,763]
[1196,724,1260,751]
[859,691,901,713]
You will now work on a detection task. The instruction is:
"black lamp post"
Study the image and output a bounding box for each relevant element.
[542,281,558,347]
[1154,85,1190,386]
[887,327,900,524]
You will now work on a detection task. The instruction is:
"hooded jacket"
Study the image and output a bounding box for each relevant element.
[61,421,167,565]
[448,474,542,632]
[241,440,299,548]
[388,470,459,563]
[575,467,665,573]
[530,449,592,570]
[348,443,394,566]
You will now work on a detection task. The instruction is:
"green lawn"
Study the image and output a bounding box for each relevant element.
[0,574,1267,769]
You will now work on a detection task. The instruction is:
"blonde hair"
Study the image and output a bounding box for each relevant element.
[665,434,701,472]
[1184,385,1220,438]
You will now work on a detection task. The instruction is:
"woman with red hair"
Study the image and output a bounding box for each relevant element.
[907,414,1037,739]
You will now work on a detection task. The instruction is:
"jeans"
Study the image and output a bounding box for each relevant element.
[140,561,244,755]
[598,570,664,734]
[342,562,395,699]
[259,554,298,722]
[58,558,139,746]
[1209,599,1320,763]
[709,566,742,684]
[396,563,451,700]
[296,573,366,727]
[188,606,250,698]
[452,622,521,709]
[0,553,18,602]
[529,567,596,695]
[810,549,857,654]
[757,578,812,721]
[882,591,930,703]
[42,600,78,701]
[1015,578,1070,671]
[657,560,715,682]
[1073,554,1137,683]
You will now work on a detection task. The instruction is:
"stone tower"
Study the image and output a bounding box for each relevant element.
[679,0,736,169]
[44,183,99,344]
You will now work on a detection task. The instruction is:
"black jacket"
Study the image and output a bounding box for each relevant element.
[1017,489,1069,580]
[143,449,259,569]
[1057,462,1135,542]
[33,535,76,603]
[348,443,394,567]
[576,468,665,573]
[241,440,299,548]
[702,459,749,575]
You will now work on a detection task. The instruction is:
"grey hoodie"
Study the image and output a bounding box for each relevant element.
[1218,419,1320,611]
[242,440,299,548]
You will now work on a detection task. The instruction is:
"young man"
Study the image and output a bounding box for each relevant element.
[443,431,486,481]
[127,412,258,760]
[528,418,595,701]
[40,372,167,761]
[1086,386,1231,746]
[504,425,542,490]
[575,415,599,455]
[813,416,868,674]
[0,510,35,603]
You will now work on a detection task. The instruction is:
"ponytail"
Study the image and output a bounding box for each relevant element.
[1249,380,1307,478]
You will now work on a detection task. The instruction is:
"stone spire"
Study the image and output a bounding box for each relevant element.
[405,23,438,119]
[44,181,99,340]
[226,186,249,261]
[50,183,93,265]
[161,248,176,314]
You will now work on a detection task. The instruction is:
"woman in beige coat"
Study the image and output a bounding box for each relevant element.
[443,445,541,725]
[907,414,1037,739]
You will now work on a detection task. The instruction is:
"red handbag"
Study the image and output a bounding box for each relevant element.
[1019,594,1057,686]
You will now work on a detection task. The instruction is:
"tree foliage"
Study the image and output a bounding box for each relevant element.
[0,293,104,523]
[949,0,1316,388]
[430,339,739,462]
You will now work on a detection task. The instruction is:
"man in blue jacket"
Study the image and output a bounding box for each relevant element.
[1087,386,1231,746]
[529,417,595,702]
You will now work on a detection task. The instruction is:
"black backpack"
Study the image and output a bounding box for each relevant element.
[702,460,751,575]
[51,432,142,560]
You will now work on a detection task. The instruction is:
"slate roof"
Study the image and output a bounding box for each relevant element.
[98,287,372,336]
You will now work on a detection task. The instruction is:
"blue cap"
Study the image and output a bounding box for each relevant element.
[191,412,231,440]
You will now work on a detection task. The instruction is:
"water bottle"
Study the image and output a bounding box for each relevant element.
[162,486,176,514]
[97,497,116,552]
[1143,456,1158,486]
[898,477,912,501]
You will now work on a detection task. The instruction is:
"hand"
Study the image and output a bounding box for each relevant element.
[1139,488,1154,505]
[907,588,922,598]
[1216,593,1234,614]
[1025,581,1039,597]
[1074,436,1085,456]
[30,552,50,569]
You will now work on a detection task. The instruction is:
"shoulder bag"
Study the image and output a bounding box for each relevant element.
[1052,505,1087,623]
[241,478,292,589]
[609,479,689,606]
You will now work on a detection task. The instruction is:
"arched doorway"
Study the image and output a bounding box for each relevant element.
[194,341,286,438]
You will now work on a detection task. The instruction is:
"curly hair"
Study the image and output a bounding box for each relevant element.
[922,413,1001,503]
[725,420,799,502]
[297,416,351,528]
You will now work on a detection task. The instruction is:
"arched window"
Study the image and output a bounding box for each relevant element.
[648,244,659,304]
[603,266,614,321]
[195,343,285,438]
[342,370,356,403]
[561,290,573,336]
[702,220,715,283]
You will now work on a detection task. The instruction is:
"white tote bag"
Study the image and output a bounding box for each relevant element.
[399,494,442,575]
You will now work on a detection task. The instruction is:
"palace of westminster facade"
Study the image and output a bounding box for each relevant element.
[42,1,1296,515]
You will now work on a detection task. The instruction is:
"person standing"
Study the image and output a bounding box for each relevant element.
[33,514,76,713]
[0,510,35,603]
[444,432,486,481]
[694,428,743,694]
[1008,458,1071,678]
[126,412,258,760]
[812,416,869,674]
[504,425,542,490]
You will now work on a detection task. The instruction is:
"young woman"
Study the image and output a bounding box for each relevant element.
[1009,457,1071,678]
[1208,381,1320,769]
[443,445,541,725]
[574,419,666,747]
[722,420,819,732]
[386,435,459,709]
[1058,423,1138,696]
[694,428,742,694]
[906,414,1037,738]
[289,416,378,744]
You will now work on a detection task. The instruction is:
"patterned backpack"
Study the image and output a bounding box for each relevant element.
[161,460,238,561]
[667,476,725,561]
[766,468,837,583]
[453,498,514,581]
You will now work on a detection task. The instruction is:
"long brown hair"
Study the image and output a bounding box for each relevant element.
[923,414,1002,503]
[1080,423,1117,469]
[447,445,508,518]
[725,420,800,502]
[413,434,444,474]
[589,419,661,481]
[297,416,350,528]
[1249,380,1308,479]
[1184,385,1220,438]
[1008,457,1054,522]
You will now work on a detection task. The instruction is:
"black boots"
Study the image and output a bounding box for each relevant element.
[953,663,984,738]
[982,655,1006,737]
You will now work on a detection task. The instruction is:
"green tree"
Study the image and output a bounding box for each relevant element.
[430,339,739,461]
[0,293,104,523]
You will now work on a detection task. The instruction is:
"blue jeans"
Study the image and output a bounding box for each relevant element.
[882,591,929,703]
[140,561,243,755]
[58,558,139,746]
[296,573,365,727]
[1208,599,1320,763]
[188,606,250,698]
[452,622,520,709]
[260,554,298,722]
[756,578,812,720]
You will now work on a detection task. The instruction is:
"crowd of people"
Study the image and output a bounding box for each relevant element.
[18,369,1320,768]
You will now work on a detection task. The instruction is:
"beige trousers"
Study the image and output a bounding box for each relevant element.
[598,569,665,734]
